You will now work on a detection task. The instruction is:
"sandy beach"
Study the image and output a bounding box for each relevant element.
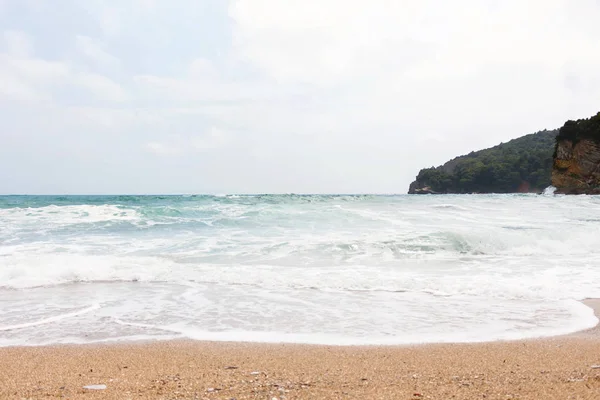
[1,301,599,400]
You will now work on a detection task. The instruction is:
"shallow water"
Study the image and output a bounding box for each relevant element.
[0,194,598,346]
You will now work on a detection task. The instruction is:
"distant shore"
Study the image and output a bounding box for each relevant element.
[1,301,599,399]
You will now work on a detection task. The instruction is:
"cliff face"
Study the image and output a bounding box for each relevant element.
[552,138,600,194]
[552,112,600,194]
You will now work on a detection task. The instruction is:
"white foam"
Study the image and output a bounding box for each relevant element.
[0,254,176,289]
[0,204,139,226]
[0,304,100,331]
[57,298,597,347]
[2,195,600,346]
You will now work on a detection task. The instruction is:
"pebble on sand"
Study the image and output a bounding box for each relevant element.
[83,384,107,390]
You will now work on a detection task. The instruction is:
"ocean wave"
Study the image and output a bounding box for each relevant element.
[2,251,600,304]
[2,194,600,345]
[0,204,139,225]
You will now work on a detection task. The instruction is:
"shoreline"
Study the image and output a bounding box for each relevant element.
[2,298,597,350]
[572,298,600,338]
[1,301,599,399]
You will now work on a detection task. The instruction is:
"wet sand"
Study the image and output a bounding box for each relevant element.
[1,301,599,399]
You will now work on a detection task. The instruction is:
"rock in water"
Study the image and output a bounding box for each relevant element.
[412,186,438,195]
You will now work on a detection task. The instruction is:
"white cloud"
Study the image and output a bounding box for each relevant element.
[145,126,232,157]
[0,32,70,95]
[0,71,44,101]
[0,40,70,102]
[191,127,230,151]
[62,106,161,130]
[3,1,600,194]
[229,0,593,87]
[229,0,444,85]
[75,73,129,102]
[146,141,182,156]
[75,35,120,67]
[4,56,70,82]
[134,66,280,103]
[3,30,33,57]
[0,51,127,104]
[134,0,157,11]
[227,0,600,139]
[97,5,122,37]
[188,58,217,79]
[81,0,179,39]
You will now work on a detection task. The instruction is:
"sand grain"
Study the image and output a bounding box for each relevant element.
[1,337,600,399]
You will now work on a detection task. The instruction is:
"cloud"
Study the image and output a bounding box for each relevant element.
[96,5,122,37]
[0,30,68,102]
[191,127,230,151]
[134,0,157,10]
[3,30,33,57]
[75,35,120,67]
[228,0,456,86]
[227,0,600,139]
[134,63,286,104]
[0,53,127,104]
[4,55,70,82]
[0,29,128,104]
[75,73,129,102]
[146,141,182,156]
[229,0,598,89]
[0,32,69,102]
[0,71,43,101]
[2,1,600,194]
[145,127,232,157]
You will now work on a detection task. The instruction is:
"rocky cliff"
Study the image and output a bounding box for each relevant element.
[552,112,600,194]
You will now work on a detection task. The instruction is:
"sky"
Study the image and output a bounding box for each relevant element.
[1,0,599,194]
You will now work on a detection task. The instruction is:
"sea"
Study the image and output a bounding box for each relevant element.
[1,193,599,347]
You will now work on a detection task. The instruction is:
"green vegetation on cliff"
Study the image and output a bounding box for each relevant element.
[409,130,558,194]
[554,112,600,144]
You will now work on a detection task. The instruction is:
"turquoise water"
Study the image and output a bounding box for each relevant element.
[0,194,598,346]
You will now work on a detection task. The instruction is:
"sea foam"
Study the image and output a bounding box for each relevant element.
[0,194,599,346]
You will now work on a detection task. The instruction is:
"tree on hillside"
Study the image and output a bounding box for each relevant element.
[410,129,557,194]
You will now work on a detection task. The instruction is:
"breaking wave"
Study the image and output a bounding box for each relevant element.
[1,194,600,346]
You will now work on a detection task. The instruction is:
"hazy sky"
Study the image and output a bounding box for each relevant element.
[1,0,599,194]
